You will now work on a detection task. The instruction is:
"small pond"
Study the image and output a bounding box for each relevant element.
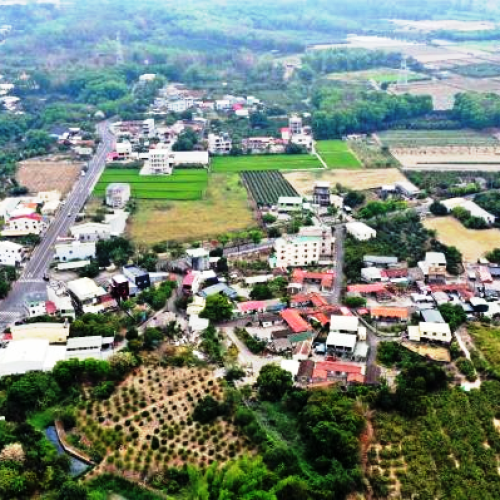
[45,425,90,477]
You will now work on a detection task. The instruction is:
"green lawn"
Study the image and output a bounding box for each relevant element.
[315,140,363,169]
[211,154,322,172]
[93,168,208,200]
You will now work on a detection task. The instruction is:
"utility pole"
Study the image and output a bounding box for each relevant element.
[397,55,409,87]
[116,32,124,65]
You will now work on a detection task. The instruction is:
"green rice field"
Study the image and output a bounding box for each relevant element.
[211,154,322,172]
[377,129,499,148]
[93,168,208,200]
[315,140,363,169]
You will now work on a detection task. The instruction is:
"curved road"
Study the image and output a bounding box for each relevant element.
[0,121,115,328]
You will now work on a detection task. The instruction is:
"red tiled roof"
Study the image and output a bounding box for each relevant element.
[310,293,329,307]
[281,309,311,333]
[45,301,57,314]
[237,300,267,313]
[347,283,386,294]
[182,272,195,287]
[381,268,408,279]
[9,213,42,221]
[347,372,365,383]
[370,307,408,320]
[292,269,335,288]
[291,293,311,305]
[313,361,363,380]
[339,306,354,316]
[308,312,330,326]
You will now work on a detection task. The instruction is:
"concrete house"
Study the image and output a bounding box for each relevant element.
[106,183,131,209]
[345,222,376,241]
[0,241,25,267]
[208,133,232,155]
[55,240,96,262]
[408,321,452,343]
[70,222,112,242]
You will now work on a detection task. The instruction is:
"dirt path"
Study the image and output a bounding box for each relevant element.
[361,410,375,500]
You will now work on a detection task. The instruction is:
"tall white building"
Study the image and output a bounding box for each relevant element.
[148,148,174,175]
[289,115,303,135]
[0,241,25,267]
[208,133,232,155]
[272,234,322,268]
[106,183,131,208]
[298,226,335,259]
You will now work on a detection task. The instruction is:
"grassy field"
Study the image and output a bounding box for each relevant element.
[315,140,362,169]
[94,169,208,200]
[424,216,500,262]
[211,154,322,172]
[284,168,408,195]
[327,68,427,84]
[377,129,499,148]
[468,323,500,372]
[127,173,255,244]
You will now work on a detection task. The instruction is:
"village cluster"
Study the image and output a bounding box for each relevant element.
[107,81,313,175]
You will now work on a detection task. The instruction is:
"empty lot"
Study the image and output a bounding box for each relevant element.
[17,157,82,195]
[424,216,500,262]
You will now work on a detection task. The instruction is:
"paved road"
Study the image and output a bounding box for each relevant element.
[332,224,344,304]
[0,121,115,328]
[223,326,281,381]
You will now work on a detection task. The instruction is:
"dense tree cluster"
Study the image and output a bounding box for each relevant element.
[312,90,432,139]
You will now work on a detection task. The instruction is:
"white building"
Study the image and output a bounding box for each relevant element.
[329,315,366,338]
[289,115,303,135]
[47,287,76,319]
[0,241,25,267]
[139,73,156,82]
[272,235,322,268]
[291,133,313,151]
[142,118,155,137]
[148,148,174,175]
[277,196,304,213]
[172,151,209,166]
[55,240,96,262]
[0,339,66,376]
[115,141,133,160]
[408,322,452,343]
[106,183,131,209]
[441,197,495,225]
[345,222,376,241]
[11,322,70,344]
[298,226,335,259]
[208,133,232,155]
[67,277,115,314]
[395,181,420,198]
[3,214,47,236]
[70,222,112,242]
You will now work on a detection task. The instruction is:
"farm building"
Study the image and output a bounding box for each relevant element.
[277,196,304,213]
[395,181,420,198]
[345,222,376,241]
[441,197,495,225]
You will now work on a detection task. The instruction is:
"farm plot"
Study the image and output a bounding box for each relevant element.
[327,68,427,84]
[315,140,362,169]
[284,168,408,195]
[424,216,500,262]
[211,154,322,172]
[74,365,254,481]
[127,174,255,244]
[241,171,299,206]
[94,169,208,200]
[17,157,82,195]
[377,129,498,148]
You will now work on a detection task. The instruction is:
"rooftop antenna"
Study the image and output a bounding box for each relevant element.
[397,55,409,87]
[116,31,124,65]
